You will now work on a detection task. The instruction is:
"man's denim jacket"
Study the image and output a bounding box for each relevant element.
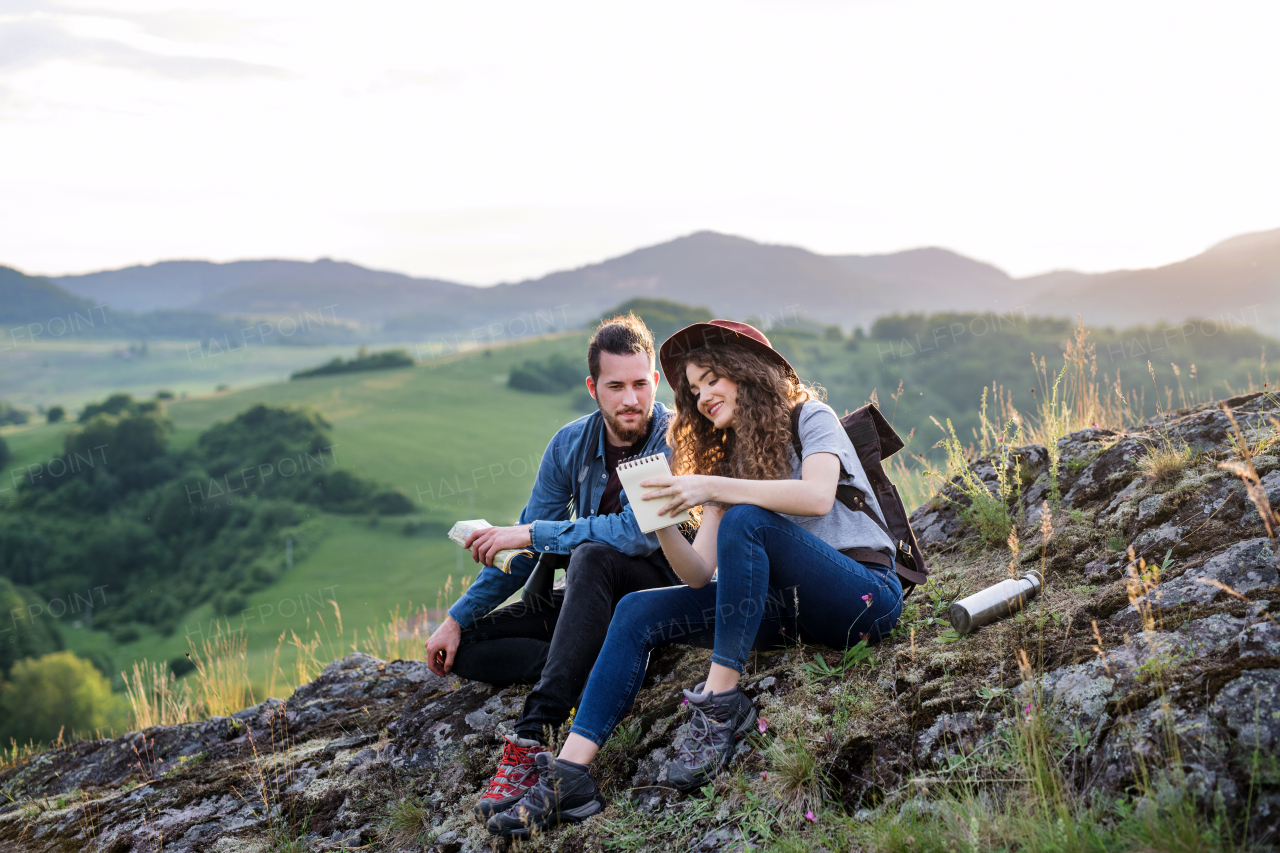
[447,402,674,630]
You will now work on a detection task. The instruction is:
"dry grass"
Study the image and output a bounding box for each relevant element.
[1,733,62,773]
[382,794,431,850]
[123,594,440,733]
[359,603,431,663]
[123,660,196,729]
[762,736,826,813]
[1137,436,1196,486]
[1219,403,1280,555]
[286,600,350,688]
[1025,318,1132,442]
[187,622,254,718]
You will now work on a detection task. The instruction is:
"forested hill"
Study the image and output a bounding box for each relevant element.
[0,396,413,662]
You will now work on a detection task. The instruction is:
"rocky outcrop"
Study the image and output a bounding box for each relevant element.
[2,392,1277,851]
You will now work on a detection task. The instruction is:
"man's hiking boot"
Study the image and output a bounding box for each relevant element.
[473,734,548,820]
[666,683,757,793]
[486,752,606,837]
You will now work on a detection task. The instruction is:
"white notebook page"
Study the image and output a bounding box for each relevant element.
[617,453,691,533]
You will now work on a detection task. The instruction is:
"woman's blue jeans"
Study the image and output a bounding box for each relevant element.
[569,504,903,746]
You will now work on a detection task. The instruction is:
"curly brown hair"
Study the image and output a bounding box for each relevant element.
[666,342,823,481]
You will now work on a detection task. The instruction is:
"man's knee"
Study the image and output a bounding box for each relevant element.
[564,541,624,588]
[452,638,548,686]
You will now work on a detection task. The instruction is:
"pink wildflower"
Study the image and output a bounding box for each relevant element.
[757,717,769,734]
[862,593,873,606]
[804,810,818,823]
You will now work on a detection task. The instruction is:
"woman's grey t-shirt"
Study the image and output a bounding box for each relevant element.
[779,400,895,554]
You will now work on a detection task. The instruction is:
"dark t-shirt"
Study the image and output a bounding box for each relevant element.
[598,440,630,516]
[598,422,651,516]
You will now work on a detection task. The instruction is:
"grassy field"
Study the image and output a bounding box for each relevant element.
[4,332,612,695]
[0,339,410,411]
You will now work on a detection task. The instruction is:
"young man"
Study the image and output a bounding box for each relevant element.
[424,314,679,820]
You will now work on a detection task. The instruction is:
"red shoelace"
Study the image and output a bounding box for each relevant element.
[480,740,546,800]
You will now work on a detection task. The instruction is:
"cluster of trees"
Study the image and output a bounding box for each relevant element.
[595,298,714,346]
[290,346,415,379]
[507,299,718,397]
[508,353,584,394]
[0,400,28,426]
[0,394,413,639]
[77,392,161,423]
[0,651,123,745]
[0,578,120,745]
[759,311,1278,464]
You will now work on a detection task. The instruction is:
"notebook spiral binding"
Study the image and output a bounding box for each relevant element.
[617,452,665,470]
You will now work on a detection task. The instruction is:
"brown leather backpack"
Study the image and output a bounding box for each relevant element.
[790,402,930,597]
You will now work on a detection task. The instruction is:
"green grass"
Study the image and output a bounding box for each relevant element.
[0,339,383,411]
[19,332,618,692]
[60,516,453,691]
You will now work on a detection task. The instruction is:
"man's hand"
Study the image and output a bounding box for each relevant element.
[464,524,533,567]
[425,615,462,678]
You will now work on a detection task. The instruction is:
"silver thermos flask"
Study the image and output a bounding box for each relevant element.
[948,570,1043,634]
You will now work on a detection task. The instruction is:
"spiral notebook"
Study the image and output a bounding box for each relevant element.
[618,453,691,533]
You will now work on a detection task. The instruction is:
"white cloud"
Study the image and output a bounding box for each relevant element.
[0,18,284,79]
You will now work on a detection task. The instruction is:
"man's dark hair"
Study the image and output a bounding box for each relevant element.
[587,313,656,381]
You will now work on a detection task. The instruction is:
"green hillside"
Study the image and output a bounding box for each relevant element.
[0,340,409,412]
[2,333,598,693]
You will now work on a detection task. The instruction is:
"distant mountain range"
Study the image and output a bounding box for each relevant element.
[1024,230,1280,331]
[48,259,469,325]
[0,265,355,344]
[9,227,1278,339]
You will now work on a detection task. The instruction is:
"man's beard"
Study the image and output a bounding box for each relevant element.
[602,402,652,445]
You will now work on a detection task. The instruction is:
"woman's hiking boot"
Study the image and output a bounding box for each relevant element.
[666,684,757,793]
[473,734,548,820]
[486,752,606,836]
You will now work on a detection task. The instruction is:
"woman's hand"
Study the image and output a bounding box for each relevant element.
[656,504,722,588]
[641,474,721,517]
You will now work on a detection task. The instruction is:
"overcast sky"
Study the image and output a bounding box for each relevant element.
[2,1,1277,284]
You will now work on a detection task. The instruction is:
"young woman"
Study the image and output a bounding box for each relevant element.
[487,320,904,837]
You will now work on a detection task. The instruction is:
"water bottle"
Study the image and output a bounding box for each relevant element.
[948,570,1043,634]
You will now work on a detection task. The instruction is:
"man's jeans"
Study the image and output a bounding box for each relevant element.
[569,504,904,746]
[451,542,676,743]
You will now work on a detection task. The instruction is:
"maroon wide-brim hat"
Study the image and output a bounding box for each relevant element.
[659,320,798,386]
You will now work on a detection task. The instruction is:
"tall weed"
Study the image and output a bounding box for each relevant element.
[123,660,195,729]
[187,622,253,718]
[928,414,1022,547]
